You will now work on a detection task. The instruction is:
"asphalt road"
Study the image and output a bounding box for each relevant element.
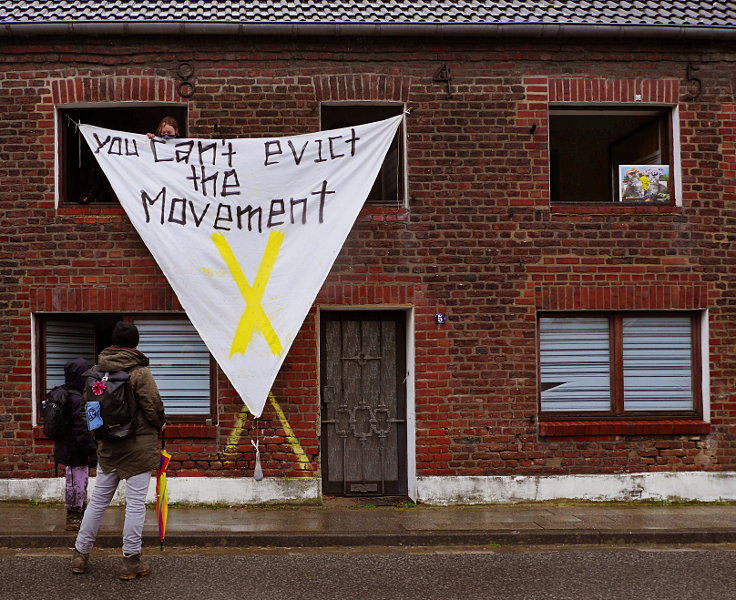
[1,545,735,600]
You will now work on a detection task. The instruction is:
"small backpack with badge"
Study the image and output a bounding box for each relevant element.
[83,367,138,441]
[42,385,71,441]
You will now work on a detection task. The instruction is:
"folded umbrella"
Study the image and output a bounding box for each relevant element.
[155,432,172,551]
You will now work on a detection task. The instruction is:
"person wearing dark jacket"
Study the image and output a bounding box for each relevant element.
[71,322,166,580]
[55,357,97,531]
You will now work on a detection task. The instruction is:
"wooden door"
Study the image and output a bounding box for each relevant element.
[321,311,407,496]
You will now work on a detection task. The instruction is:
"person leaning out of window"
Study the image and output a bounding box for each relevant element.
[146,116,179,140]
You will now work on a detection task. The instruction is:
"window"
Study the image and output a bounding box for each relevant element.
[38,314,212,419]
[539,313,701,417]
[321,103,405,205]
[57,105,187,205]
[549,106,674,204]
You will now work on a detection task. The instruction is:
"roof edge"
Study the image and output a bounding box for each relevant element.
[1,21,735,40]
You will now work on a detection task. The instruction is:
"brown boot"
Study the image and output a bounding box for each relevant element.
[118,553,151,580]
[65,510,83,531]
[71,548,89,574]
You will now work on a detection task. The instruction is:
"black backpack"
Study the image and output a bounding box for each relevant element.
[42,385,70,441]
[83,367,138,441]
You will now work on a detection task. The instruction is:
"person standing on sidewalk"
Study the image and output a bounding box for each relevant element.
[71,321,166,580]
[54,357,97,531]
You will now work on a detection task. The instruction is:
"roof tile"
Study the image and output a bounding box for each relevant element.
[1,0,734,27]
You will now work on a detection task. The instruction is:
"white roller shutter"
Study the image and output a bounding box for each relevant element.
[44,320,96,392]
[134,318,211,415]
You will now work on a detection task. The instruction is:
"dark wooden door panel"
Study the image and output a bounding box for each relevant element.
[321,311,407,496]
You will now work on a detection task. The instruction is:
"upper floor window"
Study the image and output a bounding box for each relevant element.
[539,312,702,418]
[38,314,212,420]
[57,105,187,206]
[549,106,675,204]
[321,103,405,206]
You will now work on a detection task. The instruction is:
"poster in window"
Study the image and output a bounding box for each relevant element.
[618,165,670,202]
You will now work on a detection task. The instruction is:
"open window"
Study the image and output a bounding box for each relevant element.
[37,314,213,420]
[57,105,187,205]
[549,106,675,204]
[321,103,405,206]
[539,312,702,418]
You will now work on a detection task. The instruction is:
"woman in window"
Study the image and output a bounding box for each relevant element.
[146,116,180,140]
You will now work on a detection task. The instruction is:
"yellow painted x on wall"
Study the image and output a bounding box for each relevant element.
[211,231,284,357]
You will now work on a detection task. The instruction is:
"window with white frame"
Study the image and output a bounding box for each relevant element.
[539,313,701,417]
[57,105,187,205]
[38,314,212,419]
[321,103,405,206]
[549,106,675,204]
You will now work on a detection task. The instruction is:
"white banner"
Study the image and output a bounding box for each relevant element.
[81,115,403,416]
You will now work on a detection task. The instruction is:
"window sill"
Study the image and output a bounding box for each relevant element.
[164,423,217,438]
[550,203,682,216]
[33,423,217,441]
[56,204,126,217]
[539,420,710,438]
[358,204,409,222]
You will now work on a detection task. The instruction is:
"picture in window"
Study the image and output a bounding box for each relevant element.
[619,165,670,203]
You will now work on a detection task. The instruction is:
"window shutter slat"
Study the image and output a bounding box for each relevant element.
[622,316,693,411]
[540,317,611,412]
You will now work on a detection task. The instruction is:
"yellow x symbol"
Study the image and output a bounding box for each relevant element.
[211,231,284,357]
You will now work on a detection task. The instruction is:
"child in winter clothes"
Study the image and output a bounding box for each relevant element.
[54,357,97,531]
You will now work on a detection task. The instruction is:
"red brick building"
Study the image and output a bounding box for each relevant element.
[1,1,735,504]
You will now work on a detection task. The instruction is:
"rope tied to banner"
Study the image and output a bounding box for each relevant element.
[64,115,84,169]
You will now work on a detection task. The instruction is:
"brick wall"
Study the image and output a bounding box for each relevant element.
[1,34,735,479]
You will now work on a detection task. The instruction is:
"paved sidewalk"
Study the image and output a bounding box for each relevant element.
[2,502,736,549]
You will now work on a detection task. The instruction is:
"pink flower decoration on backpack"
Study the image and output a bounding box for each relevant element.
[92,381,107,396]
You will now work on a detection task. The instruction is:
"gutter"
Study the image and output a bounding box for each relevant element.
[1,22,735,40]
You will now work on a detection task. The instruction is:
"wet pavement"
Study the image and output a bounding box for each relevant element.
[2,501,736,549]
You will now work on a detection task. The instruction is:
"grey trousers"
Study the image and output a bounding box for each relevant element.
[74,468,152,556]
